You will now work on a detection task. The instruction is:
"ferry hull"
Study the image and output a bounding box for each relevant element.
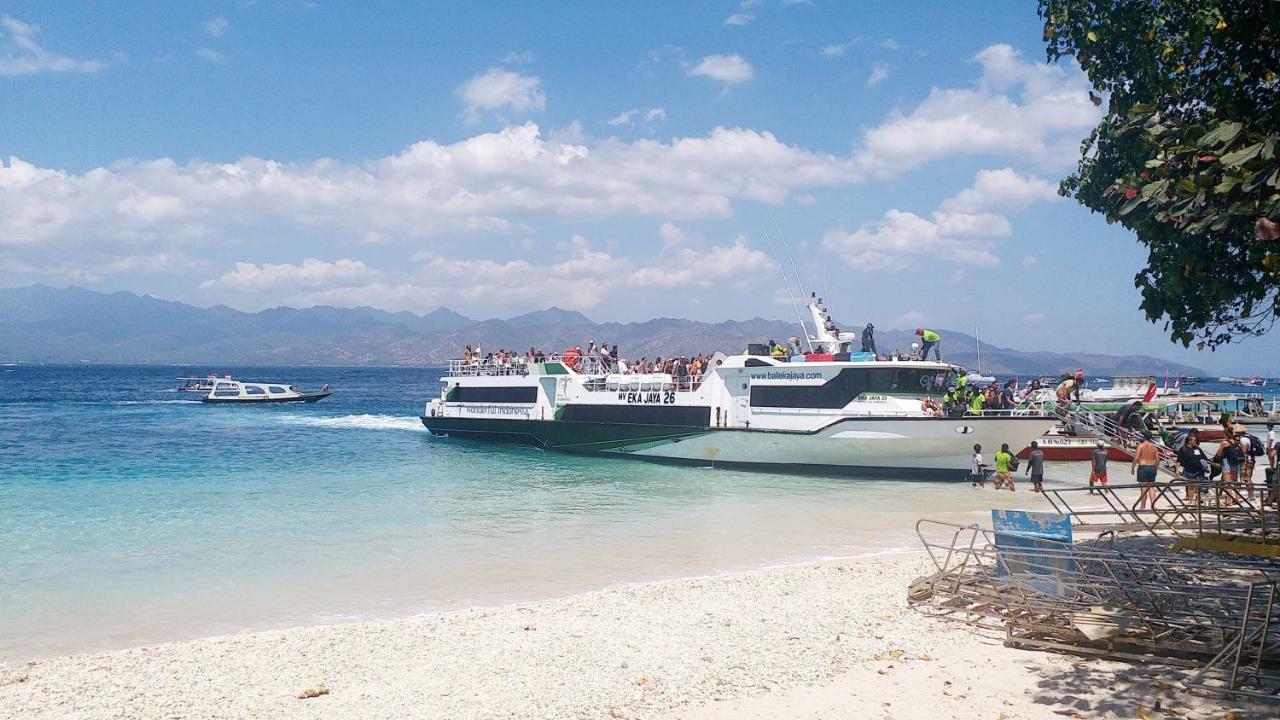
[202,391,331,404]
[421,415,1056,479]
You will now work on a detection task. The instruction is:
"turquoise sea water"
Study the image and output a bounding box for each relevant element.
[1,365,1255,662]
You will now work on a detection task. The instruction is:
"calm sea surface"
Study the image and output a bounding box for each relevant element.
[0,365,1268,661]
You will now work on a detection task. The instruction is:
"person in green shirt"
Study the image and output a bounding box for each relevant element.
[968,390,985,415]
[993,442,1016,491]
[915,328,941,360]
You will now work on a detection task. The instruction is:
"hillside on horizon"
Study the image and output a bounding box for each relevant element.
[0,285,1207,377]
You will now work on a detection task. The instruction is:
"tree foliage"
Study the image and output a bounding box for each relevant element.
[1039,0,1280,349]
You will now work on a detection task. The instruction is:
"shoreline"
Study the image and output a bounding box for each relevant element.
[0,551,1239,720]
[0,545,923,666]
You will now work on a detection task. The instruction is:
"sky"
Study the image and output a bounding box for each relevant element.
[1,0,1275,374]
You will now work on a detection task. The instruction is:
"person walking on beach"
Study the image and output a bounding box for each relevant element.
[1089,440,1109,495]
[993,443,1016,491]
[1131,431,1160,510]
[1268,421,1277,470]
[1025,441,1045,493]
[1214,431,1245,506]
[1237,426,1257,499]
[1176,431,1209,502]
[970,443,987,488]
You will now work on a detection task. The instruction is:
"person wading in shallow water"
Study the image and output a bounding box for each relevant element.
[993,443,1016,492]
[1131,431,1160,510]
[970,444,987,488]
[1024,441,1045,493]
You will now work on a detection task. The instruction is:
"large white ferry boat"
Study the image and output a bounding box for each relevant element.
[421,300,1057,478]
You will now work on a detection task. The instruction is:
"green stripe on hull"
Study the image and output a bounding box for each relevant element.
[421,416,708,452]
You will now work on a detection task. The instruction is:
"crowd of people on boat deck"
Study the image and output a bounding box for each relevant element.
[458,342,716,386]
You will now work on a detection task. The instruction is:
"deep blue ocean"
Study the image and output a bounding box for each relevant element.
[0,364,1266,662]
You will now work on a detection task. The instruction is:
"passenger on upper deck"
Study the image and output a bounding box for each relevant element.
[861,323,877,356]
[915,328,941,361]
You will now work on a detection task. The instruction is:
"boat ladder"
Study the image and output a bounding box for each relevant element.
[1053,402,1180,477]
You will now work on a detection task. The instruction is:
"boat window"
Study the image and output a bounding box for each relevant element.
[583,378,607,392]
[750,367,956,409]
[641,380,657,392]
[444,386,538,403]
[627,379,640,392]
[269,386,287,393]
[245,386,266,395]
[607,380,620,392]
[213,384,240,397]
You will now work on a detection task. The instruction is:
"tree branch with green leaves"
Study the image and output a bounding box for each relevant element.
[1040,0,1280,349]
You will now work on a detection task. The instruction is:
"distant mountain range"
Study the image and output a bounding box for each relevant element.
[0,285,1206,376]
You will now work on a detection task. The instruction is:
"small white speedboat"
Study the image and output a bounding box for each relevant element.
[202,379,331,404]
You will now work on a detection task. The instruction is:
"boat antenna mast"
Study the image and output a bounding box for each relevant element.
[764,229,814,352]
[975,326,982,375]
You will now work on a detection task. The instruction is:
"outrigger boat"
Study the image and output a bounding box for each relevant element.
[202,379,331,404]
[422,297,1057,478]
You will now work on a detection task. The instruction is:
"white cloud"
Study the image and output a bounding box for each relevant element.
[822,209,1005,271]
[501,50,533,64]
[879,38,899,50]
[725,13,755,26]
[948,268,968,284]
[821,165,1062,271]
[822,41,856,58]
[1021,255,1038,267]
[606,107,667,129]
[938,167,1060,214]
[201,235,770,313]
[456,67,546,124]
[195,47,226,64]
[866,62,889,88]
[688,54,754,87]
[0,124,861,284]
[857,44,1101,174]
[628,236,769,288]
[607,110,637,127]
[659,221,687,248]
[205,17,228,38]
[200,258,373,293]
[1023,312,1046,322]
[0,16,106,76]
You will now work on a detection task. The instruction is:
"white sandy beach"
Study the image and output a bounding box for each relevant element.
[0,551,1250,720]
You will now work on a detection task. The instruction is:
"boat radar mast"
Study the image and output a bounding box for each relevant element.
[805,292,858,355]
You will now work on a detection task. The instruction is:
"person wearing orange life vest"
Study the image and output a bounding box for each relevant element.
[915,328,941,361]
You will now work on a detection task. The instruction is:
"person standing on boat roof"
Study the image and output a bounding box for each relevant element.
[915,328,941,360]
[861,323,877,356]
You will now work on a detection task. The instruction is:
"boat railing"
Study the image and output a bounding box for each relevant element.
[447,353,617,377]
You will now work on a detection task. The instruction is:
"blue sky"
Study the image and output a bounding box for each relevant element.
[0,0,1275,373]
